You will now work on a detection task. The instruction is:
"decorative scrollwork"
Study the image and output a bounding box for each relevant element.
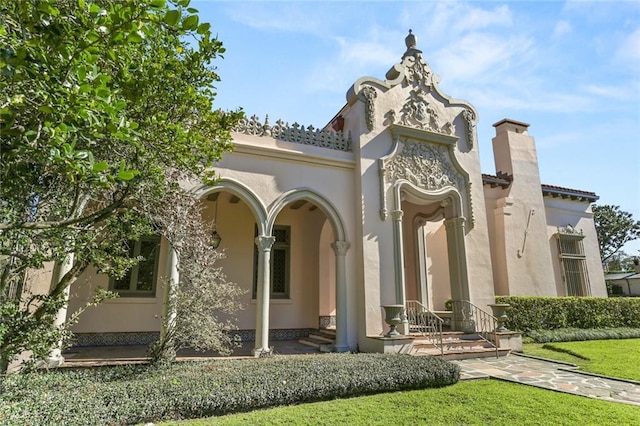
[404,56,432,87]
[462,109,475,149]
[380,138,475,227]
[398,90,455,136]
[386,139,463,191]
[360,86,377,132]
[234,114,352,152]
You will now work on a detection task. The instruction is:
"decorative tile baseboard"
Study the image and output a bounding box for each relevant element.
[319,316,336,329]
[70,328,315,347]
[229,328,315,343]
[69,332,159,347]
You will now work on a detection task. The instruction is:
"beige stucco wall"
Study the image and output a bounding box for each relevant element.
[543,197,607,297]
[54,35,610,351]
[68,133,358,339]
[68,240,168,333]
[21,262,55,300]
[210,134,358,345]
[318,221,337,318]
[344,54,498,346]
[488,121,557,296]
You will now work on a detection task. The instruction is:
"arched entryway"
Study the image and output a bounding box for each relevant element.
[193,182,350,355]
[268,189,350,352]
[390,181,470,332]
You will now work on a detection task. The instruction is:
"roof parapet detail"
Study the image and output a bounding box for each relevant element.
[402,29,423,60]
[234,114,352,152]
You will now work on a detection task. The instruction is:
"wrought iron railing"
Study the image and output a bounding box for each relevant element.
[406,300,443,356]
[451,300,499,357]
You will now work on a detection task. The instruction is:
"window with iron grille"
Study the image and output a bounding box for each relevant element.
[109,236,161,297]
[253,225,290,299]
[556,228,590,296]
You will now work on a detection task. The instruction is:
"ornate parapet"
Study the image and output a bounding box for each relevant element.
[234,114,352,152]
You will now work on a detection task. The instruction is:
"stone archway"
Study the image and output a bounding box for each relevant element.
[268,189,350,351]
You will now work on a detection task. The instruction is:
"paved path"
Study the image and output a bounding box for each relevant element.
[454,354,640,407]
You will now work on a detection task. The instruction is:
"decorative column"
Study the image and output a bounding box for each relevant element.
[253,235,275,357]
[160,244,179,343]
[414,217,429,307]
[444,217,470,330]
[47,253,74,367]
[391,209,409,334]
[332,241,350,352]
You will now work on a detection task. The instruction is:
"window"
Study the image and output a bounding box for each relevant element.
[110,236,161,297]
[556,227,590,296]
[253,225,290,299]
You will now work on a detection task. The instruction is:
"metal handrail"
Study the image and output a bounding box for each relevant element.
[406,300,444,356]
[451,300,499,358]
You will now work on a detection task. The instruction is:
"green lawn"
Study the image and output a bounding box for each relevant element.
[523,338,640,381]
[163,339,640,425]
[164,380,640,425]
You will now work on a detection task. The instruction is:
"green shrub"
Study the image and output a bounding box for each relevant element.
[495,296,640,331]
[0,353,459,425]
[526,327,640,343]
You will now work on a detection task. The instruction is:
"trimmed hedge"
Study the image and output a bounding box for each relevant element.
[526,327,640,343]
[495,296,640,332]
[0,353,459,425]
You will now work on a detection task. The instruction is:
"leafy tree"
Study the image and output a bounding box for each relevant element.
[593,205,640,265]
[0,0,242,371]
[603,251,637,273]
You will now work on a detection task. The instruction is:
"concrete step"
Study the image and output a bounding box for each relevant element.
[308,333,334,343]
[413,346,511,360]
[298,329,336,352]
[317,328,336,339]
[410,330,510,360]
[414,339,490,350]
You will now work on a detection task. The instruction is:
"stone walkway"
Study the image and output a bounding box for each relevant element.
[454,354,640,406]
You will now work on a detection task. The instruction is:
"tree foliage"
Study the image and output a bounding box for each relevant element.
[592,205,640,264]
[0,0,242,370]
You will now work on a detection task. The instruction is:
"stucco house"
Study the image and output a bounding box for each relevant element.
[33,31,606,360]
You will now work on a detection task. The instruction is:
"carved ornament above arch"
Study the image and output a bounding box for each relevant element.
[378,127,474,228]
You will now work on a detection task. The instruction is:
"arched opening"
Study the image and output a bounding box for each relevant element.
[268,189,350,351]
[267,198,336,331]
[391,181,470,332]
[195,179,269,344]
[402,201,451,311]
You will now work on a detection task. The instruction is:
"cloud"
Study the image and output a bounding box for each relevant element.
[398,2,513,47]
[463,86,595,114]
[614,27,640,72]
[221,2,336,36]
[450,4,513,33]
[305,37,398,94]
[553,21,572,38]
[584,84,637,101]
[433,32,535,85]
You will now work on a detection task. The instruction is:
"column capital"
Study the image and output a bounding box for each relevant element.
[255,236,276,251]
[391,209,403,221]
[332,241,350,256]
[444,216,465,229]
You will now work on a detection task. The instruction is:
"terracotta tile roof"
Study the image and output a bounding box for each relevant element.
[541,184,598,202]
[482,175,598,203]
[482,172,512,189]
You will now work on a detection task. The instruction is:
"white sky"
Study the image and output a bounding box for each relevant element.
[192,0,640,255]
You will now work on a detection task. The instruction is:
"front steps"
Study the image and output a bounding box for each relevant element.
[412,331,511,360]
[298,328,336,352]
[299,329,510,359]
